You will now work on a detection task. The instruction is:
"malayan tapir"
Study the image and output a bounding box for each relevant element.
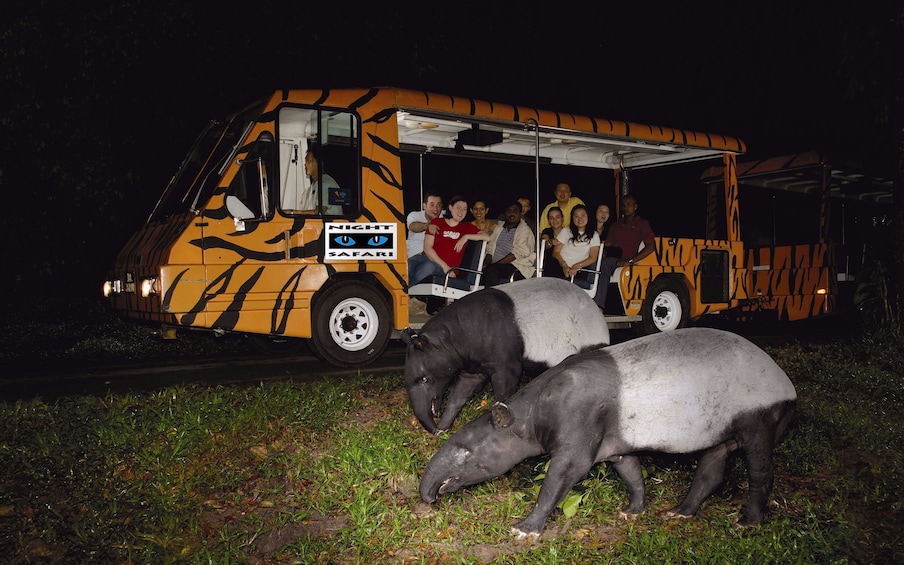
[401,277,609,434]
[419,328,797,540]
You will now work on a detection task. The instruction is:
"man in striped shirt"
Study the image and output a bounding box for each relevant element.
[483,202,536,286]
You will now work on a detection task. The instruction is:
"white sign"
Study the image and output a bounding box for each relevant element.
[325,223,399,261]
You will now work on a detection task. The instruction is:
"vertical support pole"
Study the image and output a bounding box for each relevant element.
[723,152,741,243]
[706,184,718,240]
[529,119,542,276]
[819,162,831,244]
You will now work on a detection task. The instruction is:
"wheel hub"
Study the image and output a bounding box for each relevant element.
[340,314,359,332]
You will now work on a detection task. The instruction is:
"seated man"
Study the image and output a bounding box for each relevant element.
[407,192,443,285]
[597,194,656,307]
[483,202,536,286]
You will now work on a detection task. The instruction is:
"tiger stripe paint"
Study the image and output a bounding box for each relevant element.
[106,87,747,349]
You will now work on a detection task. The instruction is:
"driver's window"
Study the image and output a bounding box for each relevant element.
[226,133,273,222]
[278,107,360,216]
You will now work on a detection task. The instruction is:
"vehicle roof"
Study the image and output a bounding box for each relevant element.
[700,150,894,203]
[273,87,746,171]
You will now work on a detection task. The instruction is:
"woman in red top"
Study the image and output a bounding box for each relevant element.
[423,195,491,278]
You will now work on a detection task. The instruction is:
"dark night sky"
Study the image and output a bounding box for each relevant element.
[1,1,900,297]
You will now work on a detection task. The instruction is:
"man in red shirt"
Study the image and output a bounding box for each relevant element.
[604,195,655,266]
[596,195,656,311]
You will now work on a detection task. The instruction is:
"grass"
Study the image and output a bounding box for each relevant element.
[1,301,903,563]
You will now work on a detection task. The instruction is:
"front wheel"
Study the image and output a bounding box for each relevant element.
[641,278,690,334]
[309,281,392,367]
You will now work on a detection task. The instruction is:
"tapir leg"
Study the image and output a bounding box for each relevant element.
[736,405,792,526]
[512,451,597,539]
[737,421,781,526]
[434,372,488,431]
[668,440,736,519]
[612,455,646,516]
[489,368,523,403]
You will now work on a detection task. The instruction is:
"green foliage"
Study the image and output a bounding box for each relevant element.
[2,335,904,562]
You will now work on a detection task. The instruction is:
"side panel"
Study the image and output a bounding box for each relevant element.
[615,237,743,318]
[740,243,835,321]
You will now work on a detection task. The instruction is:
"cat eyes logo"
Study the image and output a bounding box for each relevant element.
[325,223,398,261]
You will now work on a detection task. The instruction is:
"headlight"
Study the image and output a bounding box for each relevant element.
[140,277,158,298]
[103,279,123,297]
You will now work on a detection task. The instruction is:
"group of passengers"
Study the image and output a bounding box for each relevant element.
[406,182,655,315]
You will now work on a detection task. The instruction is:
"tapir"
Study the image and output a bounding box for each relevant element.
[419,328,797,540]
[401,277,609,434]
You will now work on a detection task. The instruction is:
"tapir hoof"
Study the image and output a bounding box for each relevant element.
[618,511,641,521]
[735,508,765,529]
[510,527,540,542]
[662,509,694,521]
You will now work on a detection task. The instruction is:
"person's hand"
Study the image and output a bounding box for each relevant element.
[427,223,439,235]
[454,238,467,253]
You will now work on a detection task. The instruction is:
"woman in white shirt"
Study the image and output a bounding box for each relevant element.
[553,204,600,282]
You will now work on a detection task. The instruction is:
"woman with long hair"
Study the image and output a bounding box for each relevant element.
[552,204,604,308]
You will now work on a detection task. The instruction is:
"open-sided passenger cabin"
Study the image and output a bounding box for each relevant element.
[536,243,608,298]
[407,239,488,301]
[700,150,895,319]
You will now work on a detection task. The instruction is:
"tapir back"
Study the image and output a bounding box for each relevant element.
[498,277,609,366]
[567,328,796,454]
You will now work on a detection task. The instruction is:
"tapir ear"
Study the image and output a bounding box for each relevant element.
[401,328,428,349]
[491,402,514,429]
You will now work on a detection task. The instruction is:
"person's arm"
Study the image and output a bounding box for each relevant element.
[408,213,439,235]
[495,252,516,265]
[566,245,599,278]
[552,245,569,273]
[628,243,655,265]
[423,232,451,274]
[509,223,535,263]
[453,230,491,253]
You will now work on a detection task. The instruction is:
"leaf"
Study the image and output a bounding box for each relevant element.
[559,491,585,519]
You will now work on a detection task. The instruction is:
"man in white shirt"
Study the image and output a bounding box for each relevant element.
[407,193,443,284]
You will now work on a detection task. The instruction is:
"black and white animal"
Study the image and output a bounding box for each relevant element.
[419,328,797,540]
[401,277,609,434]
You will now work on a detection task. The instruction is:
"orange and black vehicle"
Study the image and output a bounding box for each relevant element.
[700,151,894,324]
[103,87,783,367]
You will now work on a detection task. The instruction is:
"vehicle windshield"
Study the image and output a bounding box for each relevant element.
[148,100,266,222]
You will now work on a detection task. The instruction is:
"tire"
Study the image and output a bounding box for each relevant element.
[309,280,391,367]
[641,277,690,334]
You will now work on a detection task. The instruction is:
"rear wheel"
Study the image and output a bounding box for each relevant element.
[310,281,391,367]
[641,278,690,334]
